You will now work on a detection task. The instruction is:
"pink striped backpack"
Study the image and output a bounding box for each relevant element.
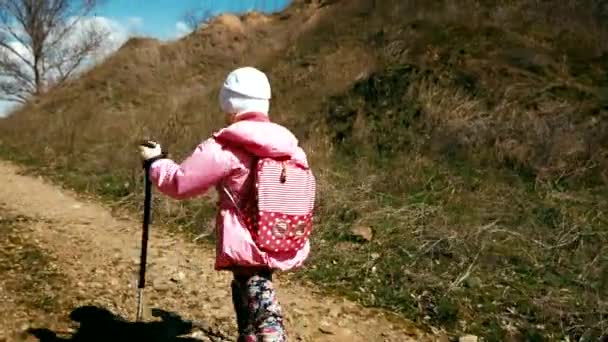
[224,156,316,254]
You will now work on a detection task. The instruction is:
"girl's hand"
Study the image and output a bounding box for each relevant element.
[138,141,163,161]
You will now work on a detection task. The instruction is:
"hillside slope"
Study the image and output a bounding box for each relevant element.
[1,0,607,340]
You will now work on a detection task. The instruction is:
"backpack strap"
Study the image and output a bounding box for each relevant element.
[221,156,259,225]
[222,186,245,217]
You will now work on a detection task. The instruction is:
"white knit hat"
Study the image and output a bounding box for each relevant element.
[219,66,271,116]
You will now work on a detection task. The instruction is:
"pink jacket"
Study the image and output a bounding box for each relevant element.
[148,112,311,271]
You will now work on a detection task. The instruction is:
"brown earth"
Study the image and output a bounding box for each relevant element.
[0,160,438,342]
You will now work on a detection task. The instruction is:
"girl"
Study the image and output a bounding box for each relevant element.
[138,66,311,341]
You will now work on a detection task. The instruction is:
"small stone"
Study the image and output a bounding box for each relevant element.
[318,322,335,335]
[292,307,307,317]
[350,226,373,242]
[465,276,482,288]
[459,335,478,342]
[170,272,186,283]
[328,307,341,318]
[319,325,354,339]
[152,279,170,292]
[437,333,450,342]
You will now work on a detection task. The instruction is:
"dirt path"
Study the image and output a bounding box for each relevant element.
[0,160,436,342]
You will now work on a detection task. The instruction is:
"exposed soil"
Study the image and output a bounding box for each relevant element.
[0,160,435,341]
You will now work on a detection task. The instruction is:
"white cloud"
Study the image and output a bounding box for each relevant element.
[102,20,129,53]
[124,16,144,36]
[174,21,192,39]
[0,101,20,118]
[127,16,144,29]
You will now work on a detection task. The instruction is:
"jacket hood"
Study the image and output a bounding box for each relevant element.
[213,112,309,167]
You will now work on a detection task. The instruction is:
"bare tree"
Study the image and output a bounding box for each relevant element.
[0,0,108,103]
[181,1,214,31]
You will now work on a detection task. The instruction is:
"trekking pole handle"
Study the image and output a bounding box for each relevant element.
[139,140,167,169]
[140,141,157,148]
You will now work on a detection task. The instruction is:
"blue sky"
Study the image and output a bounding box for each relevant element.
[96,0,292,39]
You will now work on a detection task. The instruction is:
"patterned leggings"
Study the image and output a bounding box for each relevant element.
[231,271,287,342]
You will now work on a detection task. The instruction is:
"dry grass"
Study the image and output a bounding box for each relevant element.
[0,209,76,341]
[0,0,607,340]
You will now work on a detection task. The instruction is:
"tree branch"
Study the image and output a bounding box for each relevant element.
[181,2,214,31]
[45,20,106,83]
[0,39,33,67]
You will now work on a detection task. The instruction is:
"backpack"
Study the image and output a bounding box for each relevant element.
[223,156,316,254]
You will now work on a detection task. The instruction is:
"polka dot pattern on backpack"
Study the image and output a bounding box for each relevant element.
[254,211,313,253]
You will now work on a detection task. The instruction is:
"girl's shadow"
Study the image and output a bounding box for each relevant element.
[26,305,220,342]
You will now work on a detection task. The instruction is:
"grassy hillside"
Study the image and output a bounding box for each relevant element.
[1,0,607,340]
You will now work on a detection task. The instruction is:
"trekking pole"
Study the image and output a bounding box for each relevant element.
[136,142,158,322]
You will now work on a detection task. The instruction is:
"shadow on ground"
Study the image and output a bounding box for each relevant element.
[26,305,227,342]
